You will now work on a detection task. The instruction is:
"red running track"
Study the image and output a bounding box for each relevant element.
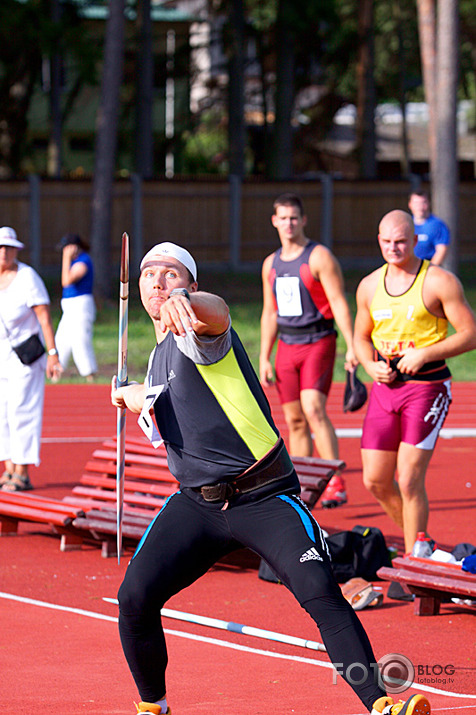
[1,383,475,715]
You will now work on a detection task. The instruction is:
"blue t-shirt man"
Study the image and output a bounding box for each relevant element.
[413,214,450,261]
[408,191,450,265]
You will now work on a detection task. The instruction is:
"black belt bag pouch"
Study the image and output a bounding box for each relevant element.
[13,333,45,365]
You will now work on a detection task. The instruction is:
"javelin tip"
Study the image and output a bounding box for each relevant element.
[120,233,130,284]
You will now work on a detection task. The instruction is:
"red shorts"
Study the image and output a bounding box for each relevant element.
[361,379,452,451]
[275,334,336,404]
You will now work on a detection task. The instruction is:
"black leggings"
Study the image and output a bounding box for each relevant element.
[118,490,386,711]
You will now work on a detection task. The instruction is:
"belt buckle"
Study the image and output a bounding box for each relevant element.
[201,482,231,502]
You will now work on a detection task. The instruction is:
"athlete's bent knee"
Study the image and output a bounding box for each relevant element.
[288,563,341,604]
[118,575,167,616]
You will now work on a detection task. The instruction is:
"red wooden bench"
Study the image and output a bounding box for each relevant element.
[66,442,344,556]
[70,508,156,558]
[0,437,345,557]
[0,491,86,551]
[291,455,345,508]
[377,556,476,615]
[0,491,83,530]
[72,438,344,514]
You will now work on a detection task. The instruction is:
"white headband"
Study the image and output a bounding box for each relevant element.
[140,242,197,281]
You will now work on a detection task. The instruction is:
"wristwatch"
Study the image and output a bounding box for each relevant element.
[169,288,191,301]
[48,348,58,356]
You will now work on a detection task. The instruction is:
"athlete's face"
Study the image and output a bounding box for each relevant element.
[378,220,417,266]
[139,256,196,320]
[272,204,306,242]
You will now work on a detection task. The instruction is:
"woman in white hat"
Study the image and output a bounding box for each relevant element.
[0,226,61,491]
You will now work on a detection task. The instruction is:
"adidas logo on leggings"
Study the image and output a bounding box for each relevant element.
[300,547,323,563]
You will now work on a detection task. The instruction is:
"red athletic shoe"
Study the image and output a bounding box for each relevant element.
[321,474,347,509]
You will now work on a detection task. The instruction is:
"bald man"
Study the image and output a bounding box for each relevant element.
[354,210,476,555]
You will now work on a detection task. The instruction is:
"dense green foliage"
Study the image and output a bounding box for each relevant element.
[0,0,100,177]
[3,0,476,178]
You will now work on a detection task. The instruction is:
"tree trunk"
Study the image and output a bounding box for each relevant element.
[47,0,62,178]
[268,0,294,179]
[356,0,377,178]
[416,0,437,172]
[434,0,459,273]
[227,0,245,177]
[394,1,410,178]
[90,0,126,299]
[135,0,154,178]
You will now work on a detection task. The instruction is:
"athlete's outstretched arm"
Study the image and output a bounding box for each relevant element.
[158,290,230,338]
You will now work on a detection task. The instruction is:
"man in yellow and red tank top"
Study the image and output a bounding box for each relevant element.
[354,209,476,555]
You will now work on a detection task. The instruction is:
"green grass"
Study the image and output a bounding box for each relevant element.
[50,273,476,384]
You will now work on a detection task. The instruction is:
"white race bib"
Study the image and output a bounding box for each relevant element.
[138,385,164,448]
[275,276,303,317]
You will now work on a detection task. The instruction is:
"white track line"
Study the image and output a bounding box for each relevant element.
[347,709,476,715]
[334,428,476,439]
[0,591,474,703]
[41,436,111,443]
[40,428,476,444]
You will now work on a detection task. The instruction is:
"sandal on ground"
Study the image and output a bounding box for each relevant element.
[341,577,383,610]
[0,470,12,485]
[1,473,33,492]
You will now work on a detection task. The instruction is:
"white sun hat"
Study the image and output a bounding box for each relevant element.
[0,226,25,250]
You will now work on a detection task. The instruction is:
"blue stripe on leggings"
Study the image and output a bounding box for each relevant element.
[277,494,316,543]
[132,492,180,560]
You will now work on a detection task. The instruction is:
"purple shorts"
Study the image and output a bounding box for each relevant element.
[361,379,452,451]
[275,333,336,404]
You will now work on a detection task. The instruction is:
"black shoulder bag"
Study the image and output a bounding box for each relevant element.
[12,333,46,365]
[0,313,45,365]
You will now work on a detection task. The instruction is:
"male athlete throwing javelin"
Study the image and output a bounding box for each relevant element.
[112,241,431,715]
[354,210,476,555]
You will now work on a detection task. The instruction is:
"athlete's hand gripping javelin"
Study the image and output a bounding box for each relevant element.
[111,376,145,414]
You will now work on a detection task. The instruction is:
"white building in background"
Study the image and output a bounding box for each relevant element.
[327,101,476,178]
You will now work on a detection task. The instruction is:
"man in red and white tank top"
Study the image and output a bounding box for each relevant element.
[260,193,357,508]
[354,209,476,554]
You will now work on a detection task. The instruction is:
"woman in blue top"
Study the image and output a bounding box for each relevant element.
[54,233,97,381]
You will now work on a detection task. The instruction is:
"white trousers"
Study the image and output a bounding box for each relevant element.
[0,354,46,466]
[55,294,97,377]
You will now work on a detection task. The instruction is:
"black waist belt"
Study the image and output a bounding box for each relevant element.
[193,437,294,503]
[278,318,334,337]
[376,352,451,382]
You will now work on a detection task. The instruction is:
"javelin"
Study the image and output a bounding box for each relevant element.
[116,232,129,563]
[103,599,326,653]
